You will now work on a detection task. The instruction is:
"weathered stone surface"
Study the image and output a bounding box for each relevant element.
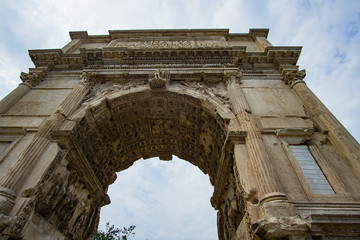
[0,28,360,240]
[253,216,309,239]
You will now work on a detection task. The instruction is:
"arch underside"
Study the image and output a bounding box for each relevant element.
[71,89,228,187]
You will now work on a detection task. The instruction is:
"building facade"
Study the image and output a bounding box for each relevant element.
[0,29,359,239]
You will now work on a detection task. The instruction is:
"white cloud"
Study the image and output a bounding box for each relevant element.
[0,50,22,98]
[266,0,360,140]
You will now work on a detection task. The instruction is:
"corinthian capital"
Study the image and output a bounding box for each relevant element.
[80,71,96,86]
[20,72,44,87]
[20,67,48,87]
[282,69,306,87]
[224,70,242,85]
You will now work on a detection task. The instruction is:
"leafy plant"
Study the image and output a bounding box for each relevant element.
[93,222,136,240]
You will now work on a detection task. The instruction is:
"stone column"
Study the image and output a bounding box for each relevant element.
[226,72,285,203]
[282,68,360,178]
[0,76,90,216]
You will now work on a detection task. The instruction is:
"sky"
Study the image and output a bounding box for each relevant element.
[0,0,359,239]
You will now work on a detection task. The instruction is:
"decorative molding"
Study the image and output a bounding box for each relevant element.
[29,43,301,69]
[276,128,314,145]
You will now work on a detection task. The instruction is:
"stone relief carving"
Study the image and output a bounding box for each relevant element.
[217,171,246,240]
[34,157,98,239]
[82,79,147,104]
[179,81,232,110]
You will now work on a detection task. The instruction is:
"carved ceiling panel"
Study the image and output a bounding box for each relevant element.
[70,90,228,190]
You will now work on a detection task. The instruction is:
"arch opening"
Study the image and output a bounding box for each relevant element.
[99,156,217,240]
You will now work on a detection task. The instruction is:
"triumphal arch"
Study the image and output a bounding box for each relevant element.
[0,29,360,239]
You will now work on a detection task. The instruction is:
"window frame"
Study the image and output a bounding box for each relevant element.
[276,128,349,201]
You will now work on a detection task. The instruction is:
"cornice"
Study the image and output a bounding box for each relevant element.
[28,45,301,70]
[69,28,269,41]
[109,29,230,39]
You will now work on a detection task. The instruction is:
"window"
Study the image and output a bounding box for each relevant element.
[290,145,334,194]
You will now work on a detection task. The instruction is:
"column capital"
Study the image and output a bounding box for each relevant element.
[223,70,242,85]
[80,71,97,86]
[282,69,306,88]
[20,67,48,87]
[20,72,43,87]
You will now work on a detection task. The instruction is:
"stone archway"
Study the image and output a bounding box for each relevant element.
[30,75,244,239]
[4,29,359,239]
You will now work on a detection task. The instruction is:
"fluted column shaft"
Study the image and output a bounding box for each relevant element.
[226,74,285,202]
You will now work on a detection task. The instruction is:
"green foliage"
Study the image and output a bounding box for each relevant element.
[93,222,136,240]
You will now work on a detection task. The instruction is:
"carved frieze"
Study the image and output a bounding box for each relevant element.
[34,156,99,239]
[114,39,226,49]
